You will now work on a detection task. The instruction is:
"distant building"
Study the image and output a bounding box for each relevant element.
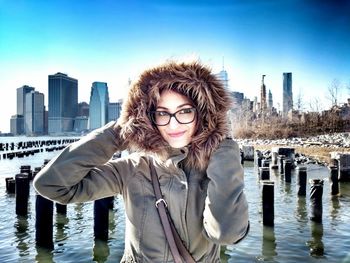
[231,92,244,109]
[253,97,258,113]
[48,73,78,134]
[16,85,35,134]
[260,75,267,111]
[242,98,253,112]
[89,82,109,130]
[17,85,34,116]
[108,101,122,122]
[268,89,273,110]
[44,109,48,134]
[25,91,44,135]
[74,116,88,132]
[283,73,293,117]
[77,102,89,117]
[216,69,229,90]
[10,115,24,135]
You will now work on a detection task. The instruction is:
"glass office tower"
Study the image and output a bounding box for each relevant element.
[89,82,109,130]
[48,73,78,134]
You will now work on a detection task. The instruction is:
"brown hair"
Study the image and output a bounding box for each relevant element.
[119,61,232,171]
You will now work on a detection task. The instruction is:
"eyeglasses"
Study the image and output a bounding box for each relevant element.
[149,108,197,126]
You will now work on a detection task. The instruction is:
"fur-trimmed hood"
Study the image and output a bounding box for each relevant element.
[118,61,232,171]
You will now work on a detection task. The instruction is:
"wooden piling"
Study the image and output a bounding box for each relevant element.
[35,194,54,249]
[283,159,292,183]
[296,166,307,196]
[15,173,30,216]
[94,196,114,241]
[329,166,339,196]
[309,179,323,223]
[262,181,274,227]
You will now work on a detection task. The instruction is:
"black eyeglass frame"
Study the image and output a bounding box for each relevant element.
[149,107,197,126]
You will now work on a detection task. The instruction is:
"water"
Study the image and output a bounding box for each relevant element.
[0,137,350,263]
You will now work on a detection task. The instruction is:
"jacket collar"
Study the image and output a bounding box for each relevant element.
[153,146,189,171]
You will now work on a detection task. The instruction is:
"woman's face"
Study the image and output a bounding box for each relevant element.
[155,90,197,148]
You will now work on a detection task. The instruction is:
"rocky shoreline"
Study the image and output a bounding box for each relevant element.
[236,132,350,166]
[236,132,350,149]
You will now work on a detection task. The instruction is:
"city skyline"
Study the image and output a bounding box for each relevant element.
[1,0,350,133]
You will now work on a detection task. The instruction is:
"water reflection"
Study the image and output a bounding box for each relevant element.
[262,225,277,261]
[93,239,110,263]
[284,182,291,195]
[307,221,324,258]
[330,196,340,221]
[15,215,29,257]
[35,246,54,263]
[339,182,350,199]
[55,213,69,243]
[295,196,307,223]
[220,245,230,262]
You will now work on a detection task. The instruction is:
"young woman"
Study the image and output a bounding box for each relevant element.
[34,61,249,262]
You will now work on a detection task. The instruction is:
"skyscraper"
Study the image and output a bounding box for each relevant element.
[216,69,229,90]
[25,91,44,135]
[268,89,273,110]
[283,73,293,117]
[17,85,35,115]
[89,82,109,130]
[108,101,122,122]
[260,75,267,111]
[10,115,24,135]
[15,85,34,134]
[48,73,78,134]
[231,92,244,109]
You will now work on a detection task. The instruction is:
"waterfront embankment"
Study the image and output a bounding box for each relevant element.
[237,132,350,164]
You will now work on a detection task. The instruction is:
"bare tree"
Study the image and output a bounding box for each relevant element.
[308,97,324,112]
[295,88,304,112]
[326,78,341,106]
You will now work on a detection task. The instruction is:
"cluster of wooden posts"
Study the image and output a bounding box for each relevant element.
[241,146,350,227]
[5,161,114,249]
[0,139,78,160]
[5,147,349,250]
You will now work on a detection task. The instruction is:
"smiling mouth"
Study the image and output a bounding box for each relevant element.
[167,131,186,138]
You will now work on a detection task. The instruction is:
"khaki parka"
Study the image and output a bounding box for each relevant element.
[34,61,249,262]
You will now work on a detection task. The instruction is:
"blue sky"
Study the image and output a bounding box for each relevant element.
[0,0,349,133]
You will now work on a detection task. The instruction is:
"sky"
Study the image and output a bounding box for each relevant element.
[0,0,349,133]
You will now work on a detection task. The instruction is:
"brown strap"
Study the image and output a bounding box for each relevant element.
[149,163,196,263]
[150,163,183,263]
[168,214,196,263]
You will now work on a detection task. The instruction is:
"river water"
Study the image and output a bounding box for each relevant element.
[0,137,350,263]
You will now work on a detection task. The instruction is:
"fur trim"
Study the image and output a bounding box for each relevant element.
[119,61,232,171]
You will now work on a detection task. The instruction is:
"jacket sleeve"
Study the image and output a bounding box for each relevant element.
[202,139,249,245]
[33,121,130,204]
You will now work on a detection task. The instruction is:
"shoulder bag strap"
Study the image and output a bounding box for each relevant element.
[150,163,183,263]
[149,163,196,263]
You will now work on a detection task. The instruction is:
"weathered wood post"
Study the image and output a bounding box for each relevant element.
[330,152,350,182]
[35,194,54,249]
[20,165,32,180]
[262,181,274,226]
[5,177,15,193]
[94,196,114,241]
[278,155,285,174]
[259,167,270,180]
[283,159,292,183]
[15,173,30,216]
[329,166,339,196]
[255,150,262,168]
[56,203,67,215]
[296,166,307,196]
[309,179,323,223]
